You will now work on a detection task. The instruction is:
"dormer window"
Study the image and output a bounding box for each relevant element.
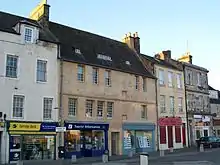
[24,27,33,43]
[75,48,81,54]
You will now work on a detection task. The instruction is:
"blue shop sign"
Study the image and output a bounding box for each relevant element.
[65,122,109,130]
[40,122,58,132]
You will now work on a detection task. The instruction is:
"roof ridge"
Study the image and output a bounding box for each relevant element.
[49,21,126,45]
[0,10,38,24]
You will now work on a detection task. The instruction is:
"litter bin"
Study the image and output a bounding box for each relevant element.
[140,152,149,165]
[58,146,65,159]
[102,150,109,163]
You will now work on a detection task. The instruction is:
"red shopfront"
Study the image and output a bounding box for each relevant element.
[158,117,186,149]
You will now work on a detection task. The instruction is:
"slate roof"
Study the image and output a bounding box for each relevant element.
[0,11,155,78]
[0,11,58,43]
[48,22,155,78]
[140,54,182,71]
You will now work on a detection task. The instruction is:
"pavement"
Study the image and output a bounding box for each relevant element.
[5,146,219,165]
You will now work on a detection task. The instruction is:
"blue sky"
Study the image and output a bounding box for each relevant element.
[1,0,219,89]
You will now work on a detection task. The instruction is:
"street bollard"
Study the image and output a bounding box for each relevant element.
[102,150,109,163]
[128,150,133,157]
[169,147,174,153]
[140,152,149,165]
[16,160,23,165]
[71,155,77,164]
[160,150,164,157]
[200,143,204,152]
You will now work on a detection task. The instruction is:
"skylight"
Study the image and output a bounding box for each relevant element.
[125,61,131,65]
[75,48,81,54]
[97,54,112,61]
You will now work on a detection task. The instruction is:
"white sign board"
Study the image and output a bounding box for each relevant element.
[56,127,66,132]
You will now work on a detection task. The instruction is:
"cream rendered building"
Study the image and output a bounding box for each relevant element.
[141,50,188,150]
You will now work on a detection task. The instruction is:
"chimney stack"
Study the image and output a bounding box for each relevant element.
[122,32,140,54]
[29,0,50,28]
[154,50,171,61]
[178,52,192,64]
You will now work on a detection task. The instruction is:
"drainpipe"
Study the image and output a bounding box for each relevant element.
[155,75,159,151]
[183,65,190,147]
[58,45,64,147]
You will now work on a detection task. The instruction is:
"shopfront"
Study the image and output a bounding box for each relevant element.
[7,121,58,163]
[158,117,185,150]
[64,122,109,158]
[122,122,155,155]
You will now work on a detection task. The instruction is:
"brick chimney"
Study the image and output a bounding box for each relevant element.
[154,50,171,61]
[29,0,50,28]
[122,32,140,53]
[178,52,192,64]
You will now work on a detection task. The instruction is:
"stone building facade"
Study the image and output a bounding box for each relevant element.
[178,53,211,145]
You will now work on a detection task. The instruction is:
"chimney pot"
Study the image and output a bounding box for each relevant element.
[128,32,132,37]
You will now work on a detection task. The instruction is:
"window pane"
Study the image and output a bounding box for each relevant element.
[77,65,84,82]
[43,98,53,119]
[92,68,98,84]
[6,55,18,78]
[86,100,93,117]
[97,101,104,117]
[107,102,113,118]
[24,28,33,42]
[13,95,24,118]
[37,60,47,82]
[68,98,77,116]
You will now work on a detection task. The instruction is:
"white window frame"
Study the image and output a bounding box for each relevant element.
[43,97,53,120]
[24,27,34,43]
[168,71,173,87]
[77,64,85,82]
[107,102,114,119]
[36,59,47,82]
[86,100,93,118]
[92,68,99,84]
[12,95,25,119]
[170,96,175,114]
[105,70,111,86]
[159,69,165,85]
[160,95,166,113]
[178,97,183,112]
[68,98,77,117]
[177,73,182,89]
[97,101,104,118]
[5,54,18,78]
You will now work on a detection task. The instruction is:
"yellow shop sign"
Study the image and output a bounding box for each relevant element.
[9,122,41,131]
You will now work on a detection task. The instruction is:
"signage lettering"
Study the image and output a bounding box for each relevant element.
[9,122,41,131]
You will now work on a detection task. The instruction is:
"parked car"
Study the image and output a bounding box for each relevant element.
[196,136,220,148]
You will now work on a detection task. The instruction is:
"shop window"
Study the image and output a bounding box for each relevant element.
[107,102,113,119]
[196,130,201,139]
[92,130,105,150]
[22,135,55,160]
[175,126,181,143]
[97,101,104,118]
[85,100,93,117]
[66,130,81,152]
[159,126,166,144]
[65,130,104,152]
[136,131,152,148]
[11,135,21,149]
[123,130,135,149]
[204,130,208,137]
